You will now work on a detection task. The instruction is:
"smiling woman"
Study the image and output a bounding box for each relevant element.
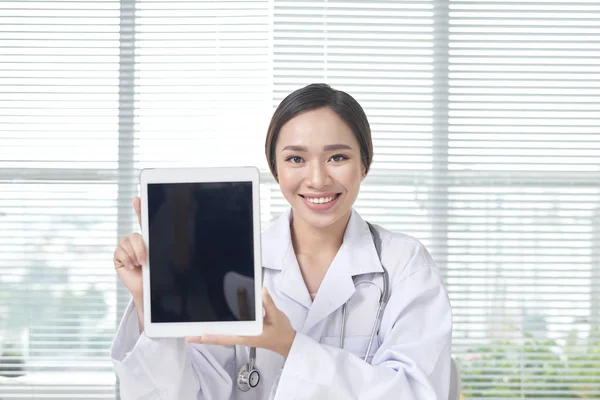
[265,84,373,180]
[2,0,599,398]
[267,85,372,231]
[111,83,453,400]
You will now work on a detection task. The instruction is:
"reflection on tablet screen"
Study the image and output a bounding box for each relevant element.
[147,181,255,323]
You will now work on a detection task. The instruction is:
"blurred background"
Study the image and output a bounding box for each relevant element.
[0,0,599,398]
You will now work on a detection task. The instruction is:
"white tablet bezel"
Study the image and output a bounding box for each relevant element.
[139,167,263,338]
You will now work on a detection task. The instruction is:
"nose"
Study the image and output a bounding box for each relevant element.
[306,161,332,189]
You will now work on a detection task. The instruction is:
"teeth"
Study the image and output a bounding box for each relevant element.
[306,196,335,204]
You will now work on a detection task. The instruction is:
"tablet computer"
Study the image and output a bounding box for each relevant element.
[139,167,262,338]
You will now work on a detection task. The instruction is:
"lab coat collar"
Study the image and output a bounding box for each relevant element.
[262,208,384,331]
[262,208,383,276]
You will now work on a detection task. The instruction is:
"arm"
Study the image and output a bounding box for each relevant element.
[111,301,236,400]
[274,257,452,399]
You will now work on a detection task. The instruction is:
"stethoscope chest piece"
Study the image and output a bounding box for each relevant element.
[237,362,260,392]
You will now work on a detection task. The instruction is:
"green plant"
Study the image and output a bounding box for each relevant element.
[459,327,600,398]
[0,345,25,378]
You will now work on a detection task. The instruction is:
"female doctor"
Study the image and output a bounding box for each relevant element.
[111,83,452,400]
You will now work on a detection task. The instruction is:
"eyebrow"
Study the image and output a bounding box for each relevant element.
[281,144,353,152]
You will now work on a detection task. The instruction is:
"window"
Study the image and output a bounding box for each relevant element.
[0,0,121,397]
[0,0,598,398]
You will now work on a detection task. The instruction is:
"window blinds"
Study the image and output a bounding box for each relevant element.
[0,0,599,398]
[134,0,272,172]
[0,0,120,398]
[271,0,439,241]
[272,0,600,397]
[446,1,600,397]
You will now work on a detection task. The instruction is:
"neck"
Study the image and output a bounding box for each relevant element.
[290,210,351,257]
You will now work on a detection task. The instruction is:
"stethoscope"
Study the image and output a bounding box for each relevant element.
[237,222,390,392]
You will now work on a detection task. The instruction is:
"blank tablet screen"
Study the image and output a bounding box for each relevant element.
[147,181,255,323]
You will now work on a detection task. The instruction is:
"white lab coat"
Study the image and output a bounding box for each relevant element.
[111,209,452,400]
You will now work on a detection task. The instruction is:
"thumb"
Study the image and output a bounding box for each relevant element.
[262,287,276,316]
[133,197,142,228]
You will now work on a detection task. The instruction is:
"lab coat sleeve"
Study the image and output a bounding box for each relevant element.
[111,301,236,400]
[274,246,452,400]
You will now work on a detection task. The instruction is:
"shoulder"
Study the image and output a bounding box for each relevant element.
[371,224,452,338]
[371,223,442,286]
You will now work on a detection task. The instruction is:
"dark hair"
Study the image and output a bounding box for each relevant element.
[265,83,373,180]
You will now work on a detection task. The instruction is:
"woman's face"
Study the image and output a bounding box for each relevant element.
[275,107,365,229]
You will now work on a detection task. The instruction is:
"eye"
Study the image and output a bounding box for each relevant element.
[286,156,304,164]
[330,154,348,162]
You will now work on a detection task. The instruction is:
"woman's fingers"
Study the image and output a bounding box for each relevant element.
[129,233,147,265]
[133,196,142,228]
[114,246,135,271]
[119,236,140,267]
[186,335,251,347]
[113,229,145,304]
[262,288,275,310]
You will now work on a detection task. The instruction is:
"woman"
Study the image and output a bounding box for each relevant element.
[112,84,452,399]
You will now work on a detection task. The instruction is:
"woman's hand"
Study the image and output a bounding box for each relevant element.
[186,288,297,358]
[113,197,146,330]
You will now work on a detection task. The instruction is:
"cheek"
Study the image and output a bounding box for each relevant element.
[276,165,301,193]
[334,164,363,189]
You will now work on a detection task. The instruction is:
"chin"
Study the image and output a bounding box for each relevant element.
[303,215,339,229]
[293,204,350,230]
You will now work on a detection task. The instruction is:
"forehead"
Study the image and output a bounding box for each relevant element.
[276,107,359,149]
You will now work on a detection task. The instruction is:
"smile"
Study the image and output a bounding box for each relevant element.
[305,195,337,204]
[299,193,342,211]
